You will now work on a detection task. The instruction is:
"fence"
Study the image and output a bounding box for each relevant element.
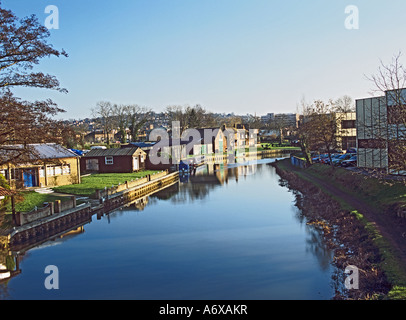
[291,156,309,169]
[15,203,54,226]
[95,170,169,200]
[15,196,78,227]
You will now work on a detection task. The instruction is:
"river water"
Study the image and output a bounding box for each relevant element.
[1,157,336,300]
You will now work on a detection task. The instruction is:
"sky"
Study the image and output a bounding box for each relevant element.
[3,0,406,120]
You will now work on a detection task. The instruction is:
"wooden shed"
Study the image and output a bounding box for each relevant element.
[81,147,146,174]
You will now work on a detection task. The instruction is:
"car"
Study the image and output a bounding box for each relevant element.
[341,155,357,167]
[312,154,329,163]
[321,153,342,165]
[332,153,353,166]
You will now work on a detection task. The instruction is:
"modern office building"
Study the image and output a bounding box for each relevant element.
[356,88,406,174]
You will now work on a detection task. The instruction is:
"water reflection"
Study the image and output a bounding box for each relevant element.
[280,183,334,273]
[1,155,336,300]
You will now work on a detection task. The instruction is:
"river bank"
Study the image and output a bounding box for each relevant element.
[272,158,406,300]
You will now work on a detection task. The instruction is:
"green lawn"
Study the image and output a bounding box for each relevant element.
[259,143,301,151]
[304,163,406,210]
[4,191,71,213]
[52,171,158,197]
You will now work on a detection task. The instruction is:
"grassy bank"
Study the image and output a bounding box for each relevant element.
[274,158,406,299]
[5,191,72,213]
[52,171,158,197]
[307,164,406,212]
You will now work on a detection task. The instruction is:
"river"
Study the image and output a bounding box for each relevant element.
[0,156,336,300]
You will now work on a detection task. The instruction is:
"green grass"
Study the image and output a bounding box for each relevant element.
[52,171,158,197]
[259,143,301,151]
[4,191,71,213]
[305,163,406,211]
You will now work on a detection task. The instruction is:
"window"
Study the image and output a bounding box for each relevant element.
[54,166,62,176]
[47,166,55,177]
[358,139,386,149]
[62,165,71,175]
[388,105,406,125]
[105,156,114,165]
[342,120,356,129]
[86,159,99,171]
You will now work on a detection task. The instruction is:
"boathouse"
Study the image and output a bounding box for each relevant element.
[0,143,81,189]
[80,147,147,174]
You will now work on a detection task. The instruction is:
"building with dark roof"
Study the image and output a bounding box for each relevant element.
[80,147,147,174]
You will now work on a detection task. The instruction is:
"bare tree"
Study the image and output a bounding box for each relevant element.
[165,104,216,133]
[297,98,348,167]
[127,105,151,142]
[365,52,406,175]
[0,92,70,165]
[0,4,68,92]
[335,95,355,112]
[0,3,69,165]
[112,104,129,143]
[92,101,113,145]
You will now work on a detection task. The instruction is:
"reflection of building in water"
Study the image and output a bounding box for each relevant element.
[0,249,21,285]
[0,264,11,281]
[152,182,180,201]
[126,196,149,211]
[237,163,256,177]
[58,226,85,240]
[0,224,87,289]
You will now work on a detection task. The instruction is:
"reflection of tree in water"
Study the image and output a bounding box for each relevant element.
[167,179,221,204]
[153,162,270,205]
[155,163,259,204]
[0,242,21,300]
[280,180,334,273]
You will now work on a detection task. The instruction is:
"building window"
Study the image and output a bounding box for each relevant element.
[105,156,114,165]
[86,159,99,171]
[342,120,356,129]
[387,105,406,125]
[47,166,55,177]
[54,166,62,176]
[358,139,386,149]
[62,165,71,175]
[0,170,7,180]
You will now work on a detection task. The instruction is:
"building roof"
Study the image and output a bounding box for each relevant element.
[127,142,157,149]
[0,143,78,161]
[0,187,16,196]
[84,147,145,157]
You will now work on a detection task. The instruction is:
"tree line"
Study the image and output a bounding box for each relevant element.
[0,3,72,166]
[1,2,405,174]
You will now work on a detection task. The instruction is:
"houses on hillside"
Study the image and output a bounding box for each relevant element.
[4,89,405,193]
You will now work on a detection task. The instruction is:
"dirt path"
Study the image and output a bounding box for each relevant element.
[290,165,406,269]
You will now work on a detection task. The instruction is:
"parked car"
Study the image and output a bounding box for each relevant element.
[332,153,353,166]
[341,155,357,167]
[312,154,329,163]
[321,153,342,165]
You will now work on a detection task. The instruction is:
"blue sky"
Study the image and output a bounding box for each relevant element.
[3,0,406,119]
